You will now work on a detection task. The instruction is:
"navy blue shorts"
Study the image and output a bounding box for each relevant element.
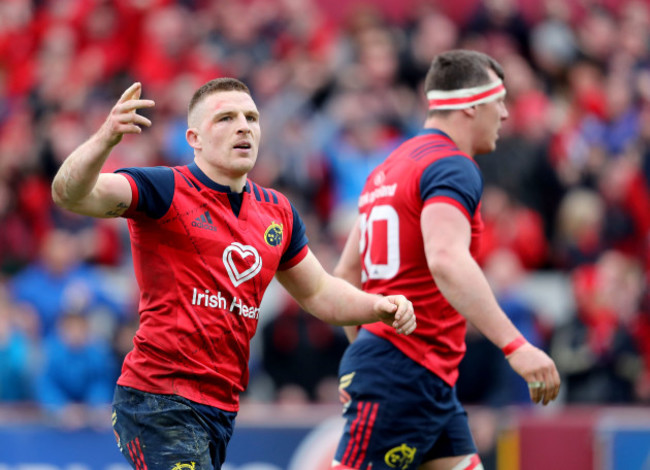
[333,329,477,469]
[111,385,237,470]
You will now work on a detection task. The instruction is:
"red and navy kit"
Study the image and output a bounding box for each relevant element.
[333,129,482,469]
[114,162,308,411]
[358,128,484,386]
[334,330,477,469]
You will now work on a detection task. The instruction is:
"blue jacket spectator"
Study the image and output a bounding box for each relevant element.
[36,311,116,427]
[10,229,126,337]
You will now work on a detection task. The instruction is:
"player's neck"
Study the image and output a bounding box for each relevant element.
[423,118,474,157]
[194,158,248,193]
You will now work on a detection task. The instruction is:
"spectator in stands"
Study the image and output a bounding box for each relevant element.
[35,309,115,428]
[9,229,126,337]
[597,152,650,258]
[322,90,404,218]
[551,251,644,403]
[261,297,349,402]
[0,283,37,402]
[477,186,549,270]
[0,179,39,275]
[464,0,531,59]
[553,188,606,269]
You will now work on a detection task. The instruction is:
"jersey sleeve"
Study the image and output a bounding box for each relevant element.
[114,166,175,219]
[420,156,483,220]
[278,203,309,270]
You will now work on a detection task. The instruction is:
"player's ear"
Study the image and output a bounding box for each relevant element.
[186,128,201,150]
[462,106,477,118]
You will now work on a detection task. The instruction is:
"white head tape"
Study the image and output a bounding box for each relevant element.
[427,80,506,110]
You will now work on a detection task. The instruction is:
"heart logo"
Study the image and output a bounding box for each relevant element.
[223,242,262,287]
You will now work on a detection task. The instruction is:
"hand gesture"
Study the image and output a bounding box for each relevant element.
[98,82,155,148]
[507,343,561,405]
[374,295,416,335]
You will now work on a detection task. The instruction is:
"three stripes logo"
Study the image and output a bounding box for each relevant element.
[192,211,217,232]
[340,400,380,468]
[127,437,148,470]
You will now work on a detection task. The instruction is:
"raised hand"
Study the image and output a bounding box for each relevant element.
[374,295,416,335]
[98,82,155,148]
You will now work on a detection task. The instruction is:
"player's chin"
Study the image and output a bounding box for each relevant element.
[488,135,500,150]
[233,157,256,173]
[476,142,497,155]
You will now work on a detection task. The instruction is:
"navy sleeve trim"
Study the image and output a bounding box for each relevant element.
[115,167,175,219]
[419,156,483,216]
[280,204,309,265]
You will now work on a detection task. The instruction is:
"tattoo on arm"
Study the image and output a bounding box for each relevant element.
[105,202,128,217]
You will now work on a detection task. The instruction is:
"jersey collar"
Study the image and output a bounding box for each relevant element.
[187,162,250,194]
[417,128,453,140]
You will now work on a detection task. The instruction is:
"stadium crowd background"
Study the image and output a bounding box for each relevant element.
[1,0,649,434]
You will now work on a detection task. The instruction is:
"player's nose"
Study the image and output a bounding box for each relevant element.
[500,102,509,120]
[235,114,252,133]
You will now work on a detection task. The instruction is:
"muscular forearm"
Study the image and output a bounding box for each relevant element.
[333,265,365,339]
[301,275,382,326]
[423,199,560,404]
[277,250,414,334]
[333,221,364,340]
[51,132,115,208]
[51,83,153,217]
[430,249,521,349]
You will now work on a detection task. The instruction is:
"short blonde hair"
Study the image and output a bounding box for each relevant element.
[187,78,251,125]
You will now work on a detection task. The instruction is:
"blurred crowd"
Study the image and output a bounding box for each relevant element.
[1,0,650,429]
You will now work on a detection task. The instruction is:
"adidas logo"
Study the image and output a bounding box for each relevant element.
[192,211,217,231]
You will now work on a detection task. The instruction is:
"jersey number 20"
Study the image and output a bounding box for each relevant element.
[359,205,400,282]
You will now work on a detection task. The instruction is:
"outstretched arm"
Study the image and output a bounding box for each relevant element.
[51,82,155,218]
[275,248,416,335]
[333,219,365,342]
[422,202,560,405]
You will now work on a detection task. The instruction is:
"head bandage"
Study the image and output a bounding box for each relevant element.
[427,80,506,110]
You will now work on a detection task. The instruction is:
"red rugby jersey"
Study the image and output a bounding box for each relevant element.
[115,163,308,411]
[359,129,484,386]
